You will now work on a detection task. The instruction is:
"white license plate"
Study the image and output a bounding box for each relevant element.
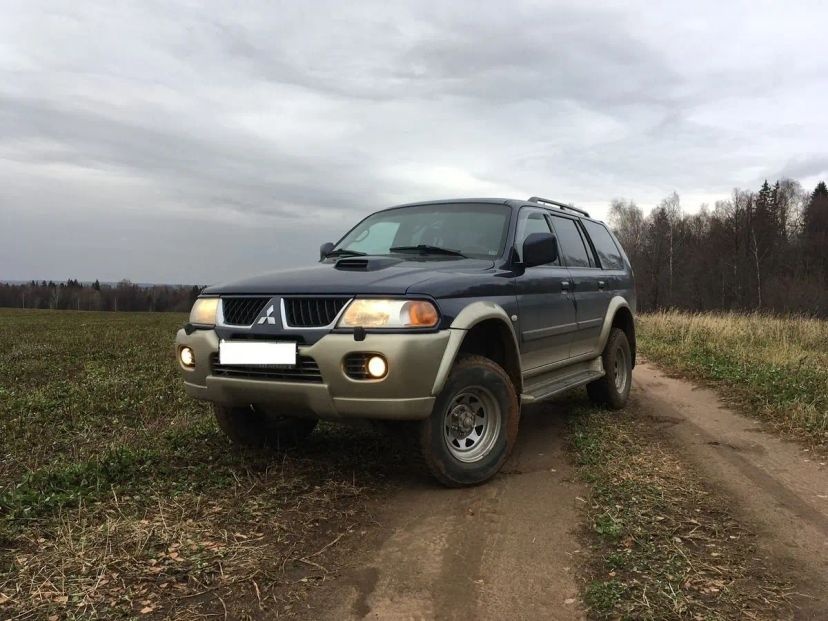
[219,341,297,366]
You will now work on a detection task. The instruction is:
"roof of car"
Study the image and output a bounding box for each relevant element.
[380,198,600,221]
[380,198,512,210]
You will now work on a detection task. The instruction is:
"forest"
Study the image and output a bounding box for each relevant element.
[610,180,827,315]
[0,279,200,313]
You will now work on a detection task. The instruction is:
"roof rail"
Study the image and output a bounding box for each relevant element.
[527,196,590,218]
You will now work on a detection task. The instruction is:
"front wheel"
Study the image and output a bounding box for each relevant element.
[586,327,632,409]
[415,355,519,487]
[213,404,318,449]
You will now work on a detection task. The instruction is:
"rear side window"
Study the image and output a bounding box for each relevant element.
[582,220,624,270]
[549,215,591,267]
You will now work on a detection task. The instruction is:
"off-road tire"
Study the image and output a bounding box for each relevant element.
[212,404,317,449]
[586,327,632,410]
[415,355,519,487]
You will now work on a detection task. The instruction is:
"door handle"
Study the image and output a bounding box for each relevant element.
[598,280,606,291]
[561,281,571,292]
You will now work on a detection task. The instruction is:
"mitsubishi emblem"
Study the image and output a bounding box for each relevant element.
[257,304,277,325]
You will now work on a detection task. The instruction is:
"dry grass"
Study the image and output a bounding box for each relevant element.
[638,311,828,445]
[4,472,367,619]
[0,309,403,619]
[570,408,793,620]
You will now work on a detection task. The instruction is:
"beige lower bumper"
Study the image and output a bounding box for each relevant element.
[175,328,453,421]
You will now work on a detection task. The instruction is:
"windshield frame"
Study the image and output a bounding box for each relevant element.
[330,202,514,261]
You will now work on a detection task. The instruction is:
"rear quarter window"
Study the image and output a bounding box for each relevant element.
[582,220,625,270]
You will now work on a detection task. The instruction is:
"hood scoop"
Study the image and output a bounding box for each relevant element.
[334,256,403,271]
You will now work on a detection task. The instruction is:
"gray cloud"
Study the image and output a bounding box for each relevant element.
[1,0,827,283]
[779,156,828,182]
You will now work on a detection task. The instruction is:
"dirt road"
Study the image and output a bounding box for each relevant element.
[634,362,828,618]
[310,362,828,620]
[315,403,587,621]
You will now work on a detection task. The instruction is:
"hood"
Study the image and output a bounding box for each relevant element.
[202,257,496,296]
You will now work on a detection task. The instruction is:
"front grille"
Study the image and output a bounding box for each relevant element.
[283,297,349,328]
[343,353,373,380]
[221,297,270,326]
[211,354,323,383]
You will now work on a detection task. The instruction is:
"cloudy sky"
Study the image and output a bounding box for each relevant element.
[2,1,827,284]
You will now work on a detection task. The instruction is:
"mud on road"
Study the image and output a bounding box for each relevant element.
[305,363,828,621]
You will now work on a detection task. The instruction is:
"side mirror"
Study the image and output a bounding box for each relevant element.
[319,242,335,260]
[522,233,558,267]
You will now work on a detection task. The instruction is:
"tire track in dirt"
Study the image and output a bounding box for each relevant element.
[313,404,586,621]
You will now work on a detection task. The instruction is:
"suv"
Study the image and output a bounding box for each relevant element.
[175,197,636,486]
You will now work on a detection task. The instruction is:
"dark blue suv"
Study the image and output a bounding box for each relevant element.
[176,197,636,486]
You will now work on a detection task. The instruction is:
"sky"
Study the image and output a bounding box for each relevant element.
[2,0,827,284]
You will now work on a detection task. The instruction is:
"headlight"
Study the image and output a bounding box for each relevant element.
[189,297,219,326]
[338,299,439,329]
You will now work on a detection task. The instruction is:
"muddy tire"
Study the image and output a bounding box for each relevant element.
[586,327,632,410]
[212,404,317,448]
[415,355,519,487]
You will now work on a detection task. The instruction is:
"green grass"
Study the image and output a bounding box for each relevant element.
[638,311,828,445]
[584,580,626,614]
[0,310,204,483]
[0,309,401,619]
[570,408,792,620]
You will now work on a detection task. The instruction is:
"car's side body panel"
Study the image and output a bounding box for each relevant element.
[564,266,606,357]
[513,265,577,367]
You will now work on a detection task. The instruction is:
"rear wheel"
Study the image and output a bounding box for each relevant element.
[212,404,317,448]
[415,355,519,487]
[586,327,632,409]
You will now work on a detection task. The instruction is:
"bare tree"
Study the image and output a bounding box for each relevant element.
[609,199,645,252]
[48,286,61,310]
[658,192,682,306]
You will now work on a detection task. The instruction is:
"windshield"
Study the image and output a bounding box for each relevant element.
[333,203,511,260]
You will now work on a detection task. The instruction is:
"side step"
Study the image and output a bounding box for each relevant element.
[521,358,604,404]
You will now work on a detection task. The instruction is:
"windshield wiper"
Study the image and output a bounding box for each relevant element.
[324,248,367,258]
[389,244,467,258]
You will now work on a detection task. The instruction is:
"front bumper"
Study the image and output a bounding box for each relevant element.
[174,328,453,420]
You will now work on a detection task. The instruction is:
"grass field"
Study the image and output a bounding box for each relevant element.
[2,307,822,619]
[0,309,400,619]
[638,311,828,446]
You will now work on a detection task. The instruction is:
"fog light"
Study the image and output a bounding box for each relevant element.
[366,355,387,378]
[180,346,195,367]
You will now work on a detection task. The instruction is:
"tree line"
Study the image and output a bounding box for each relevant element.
[0,279,202,313]
[610,180,827,316]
